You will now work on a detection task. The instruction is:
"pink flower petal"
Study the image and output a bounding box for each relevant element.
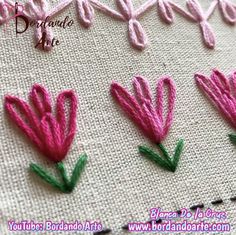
[133,76,152,104]
[56,90,77,150]
[4,95,43,150]
[156,77,176,137]
[30,84,52,118]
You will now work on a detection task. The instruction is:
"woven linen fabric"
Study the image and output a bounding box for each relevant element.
[1,0,236,234]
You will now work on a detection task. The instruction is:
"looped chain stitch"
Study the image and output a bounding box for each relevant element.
[1,0,236,51]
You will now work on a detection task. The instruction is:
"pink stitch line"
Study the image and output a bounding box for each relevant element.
[195,69,236,129]
[0,0,15,25]
[110,76,176,143]
[4,84,77,163]
[1,0,236,51]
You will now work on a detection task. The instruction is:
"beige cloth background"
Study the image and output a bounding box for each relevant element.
[1,0,236,234]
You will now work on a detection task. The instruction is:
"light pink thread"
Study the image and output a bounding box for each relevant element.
[4,84,78,163]
[157,0,174,24]
[187,0,215,48]
[0,0,15,26]
[195,69,236,129]
[24,0,72,50]
[116,0,148,50]
[110,75,176,143]
[1,0,236,51]
[77,0,94,28]
[218,0,236,24]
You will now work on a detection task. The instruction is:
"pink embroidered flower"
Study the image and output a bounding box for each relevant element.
[111,76,176,143]
[195,69,236,129]
[5,84,77,162]
[5,84,87,193]
[111,76,184,172]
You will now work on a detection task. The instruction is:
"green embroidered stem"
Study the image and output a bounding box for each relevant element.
[229,134,236,144]
[139,146,173,171]
[157,143,173,167]
[56,162,70,190]
[139,139,184,172]
[30,154,88,193]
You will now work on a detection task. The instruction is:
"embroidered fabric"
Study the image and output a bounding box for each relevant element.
[1,0,236,51]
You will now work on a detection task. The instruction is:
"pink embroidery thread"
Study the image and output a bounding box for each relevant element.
[1,0,236,51]
[4,84,87,193]
[111,76,184,172]
[195,69,236,145]
[195,69,236,129]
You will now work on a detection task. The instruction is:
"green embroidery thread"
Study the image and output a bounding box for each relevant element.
[139,140,184,172]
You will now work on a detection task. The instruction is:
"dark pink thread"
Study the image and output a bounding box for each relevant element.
[110,76,176,143]
[4,84,78,163]
[195,69,236,129]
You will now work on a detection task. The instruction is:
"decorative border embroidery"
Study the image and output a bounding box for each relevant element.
[92,195,236,234]
[120,196,236,233]
[110,75,184,172]
[195,69,236,144]
[4,84,87,193]
[1,0,236,51]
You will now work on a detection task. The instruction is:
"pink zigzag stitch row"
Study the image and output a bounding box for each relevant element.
[1,0,236,50]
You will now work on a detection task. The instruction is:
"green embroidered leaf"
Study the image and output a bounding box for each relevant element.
[68,154,88,192]
[229,134,236,144]
[157,143,173,166]
[139,145,173,171]
[56,162,70,189]
[172,139,184,172]
[139,140,184,172]
[30,163,66,193]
